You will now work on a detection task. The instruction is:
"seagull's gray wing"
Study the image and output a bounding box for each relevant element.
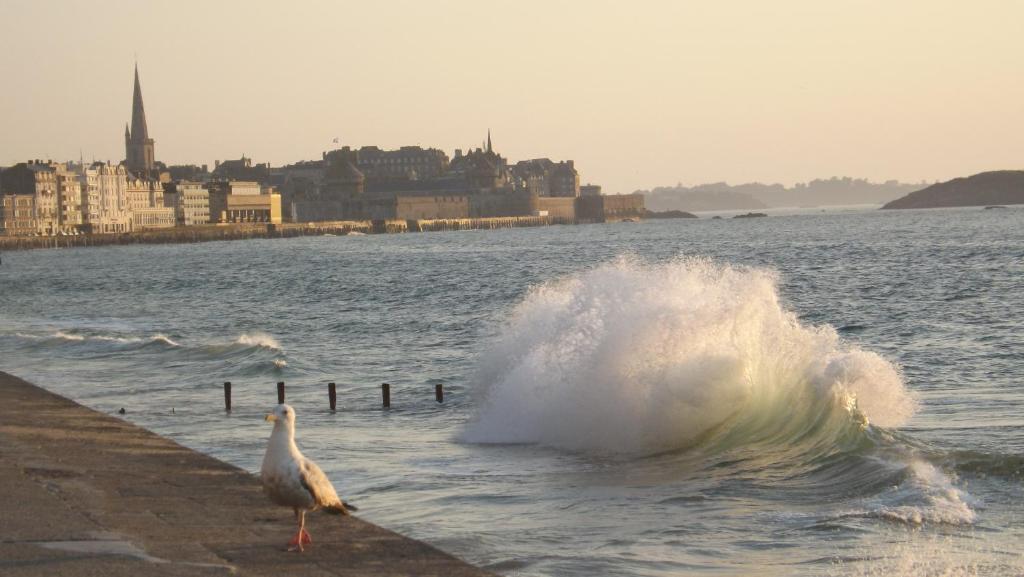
[299,458,348,514]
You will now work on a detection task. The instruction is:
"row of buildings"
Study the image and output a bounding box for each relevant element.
[1,65,642,236]
[0,160,282,236]
[0,66,281,236]
[185,138,640,224]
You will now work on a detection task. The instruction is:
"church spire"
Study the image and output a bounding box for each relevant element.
[487,129,492,153]
[125,62,155,176]
[130,63,149,141]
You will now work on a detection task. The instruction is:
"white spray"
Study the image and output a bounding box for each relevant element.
[463,257,916,454]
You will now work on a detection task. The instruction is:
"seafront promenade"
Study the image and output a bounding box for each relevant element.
[0,371,493,577]
[0,216,580,251]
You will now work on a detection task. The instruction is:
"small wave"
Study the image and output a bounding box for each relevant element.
[38,331,181,347]
[832,460,977,527]
[235,332,282,351]
[273,359,288,368]
[149,334,181,347]
[827,536,990,577]
[96,333,180,347]
[947,450,1024,479]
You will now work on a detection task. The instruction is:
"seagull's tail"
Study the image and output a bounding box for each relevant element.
[325,501,355,515]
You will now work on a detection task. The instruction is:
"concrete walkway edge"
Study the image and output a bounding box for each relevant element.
[0,370,495,577]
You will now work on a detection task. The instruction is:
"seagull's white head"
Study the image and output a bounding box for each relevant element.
[265,403,296,429]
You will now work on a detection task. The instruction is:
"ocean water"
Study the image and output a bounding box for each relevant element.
[1,206,1022,576]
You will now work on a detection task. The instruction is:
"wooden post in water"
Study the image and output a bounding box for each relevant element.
[328,382,337,411]
[224,382,232,412]
[277,381,285,404]
[381,383,391,408]
[435,383,444,403]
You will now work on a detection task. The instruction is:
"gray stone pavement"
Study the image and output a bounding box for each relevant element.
[0,371,494,576]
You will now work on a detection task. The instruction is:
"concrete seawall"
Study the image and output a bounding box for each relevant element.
[0,215,589,251]
[0,371,494,576]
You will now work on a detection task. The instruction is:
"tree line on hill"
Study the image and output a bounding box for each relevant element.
[638,177,928,212]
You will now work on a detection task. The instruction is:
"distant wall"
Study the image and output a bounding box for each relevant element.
[602,194,645,220]
[577,194,645,222]
[536,197,576,219]
[469,190,536,218]
[396,195,469,220]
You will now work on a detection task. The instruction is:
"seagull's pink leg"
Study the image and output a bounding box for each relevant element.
[287,508,306,552]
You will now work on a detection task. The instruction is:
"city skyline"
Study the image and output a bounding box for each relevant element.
[2,1,1023,194]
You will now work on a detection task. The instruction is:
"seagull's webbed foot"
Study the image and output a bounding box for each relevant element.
[287,532,305,552]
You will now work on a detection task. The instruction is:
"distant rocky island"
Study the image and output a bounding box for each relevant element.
[881,171,1024,209]
[639,177,926,212]
[643,209,698,219]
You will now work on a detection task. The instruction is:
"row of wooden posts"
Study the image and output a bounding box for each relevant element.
[221,381,444,412]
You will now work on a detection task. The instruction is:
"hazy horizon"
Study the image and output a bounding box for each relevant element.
[2,0,1022,193]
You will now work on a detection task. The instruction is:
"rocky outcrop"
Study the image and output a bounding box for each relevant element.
[882,171,1024,209]
[643,209,698,219]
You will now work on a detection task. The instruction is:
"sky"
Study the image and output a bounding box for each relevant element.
[1,0,1022,194]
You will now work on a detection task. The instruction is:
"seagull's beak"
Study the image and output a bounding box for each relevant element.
[265,414,277,422]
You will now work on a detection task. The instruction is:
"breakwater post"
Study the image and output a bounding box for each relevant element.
[435,383,444,403]
[328,382,337,411]
[382,383,391,408]
[224,381,232,412]
[277,381,285,403]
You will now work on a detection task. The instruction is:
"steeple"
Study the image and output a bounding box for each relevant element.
[487,129,492,154]
[125,62,156,176]
[130,63,149,141]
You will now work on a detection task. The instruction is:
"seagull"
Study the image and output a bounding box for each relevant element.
[261,403,351,552]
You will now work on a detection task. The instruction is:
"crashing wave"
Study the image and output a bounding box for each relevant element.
[462,256,916,454]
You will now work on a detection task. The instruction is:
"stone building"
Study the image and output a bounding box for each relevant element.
[206,180,280,224]
[212,156,271,183]
[77,162,131,234]
[356,146,449,180]
[54,168,83,232]
[131,207,176,229]
[166,164,210,183]
[1,161,81,234]
[224,193,282,224]
[287,133,600,223]
[78,166,101,232]
[125,64,156,178]
[550,161,580,197]
[511,159,579,197]
[448,135,509,191]
[288,149,366,221]
[127,177,174,229]
[127,177,161,212]
[0,194,35,236]
[322,149,366,198]
[163,181,211,226]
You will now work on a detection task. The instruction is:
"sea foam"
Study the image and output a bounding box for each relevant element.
[235,332,282,351]
[463,257,916,454]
